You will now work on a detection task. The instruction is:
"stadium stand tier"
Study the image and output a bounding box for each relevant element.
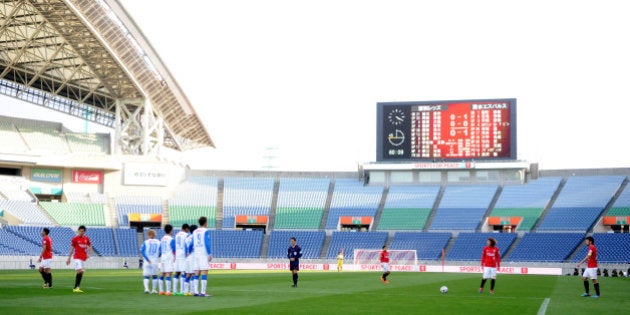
[326,231,388,260]
[389,232,451,260]
[326,179,384,229]
[570,233,630,263]
[446,232,517,261]
[65,133,109,154]
[0,200,53,225]
[377,186,440,231]
[16,125,70,154]
[0,176,35,202]
[490,177,561,231]
[537,176,625,231]
[266,230,326,259]
[1,173,629,265]
[0,121,28,153]
[222,177,274,228]
[274,178,330,229]
[605,183,630,217]
[115,196,162,226]
[169,177,219,228]
[210,230,264,258]
[115,228,141,257]
[0,118,110,155]
[429,185,498,231]
[40,202,106,226]
[506,233,585,262]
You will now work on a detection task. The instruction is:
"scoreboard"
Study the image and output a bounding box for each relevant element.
[376,99,516,161]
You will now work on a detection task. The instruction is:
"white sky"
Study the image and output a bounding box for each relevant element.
[119,0,630,171]
[5,1,629,171]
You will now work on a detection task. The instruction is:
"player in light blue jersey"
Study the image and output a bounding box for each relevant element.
[192,216,212,297]
[184,225,197,296]
[159,224,176,296]
[141,229,161,294]
[173,223,189,296]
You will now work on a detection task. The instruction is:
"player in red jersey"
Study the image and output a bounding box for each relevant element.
[66,225,93,293]
[380,245,390,284]
[38,227,53,289]
[479,237,500,294]
[577,236,600,298]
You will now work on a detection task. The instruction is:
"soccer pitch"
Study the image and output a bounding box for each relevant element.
[0,269,628,314]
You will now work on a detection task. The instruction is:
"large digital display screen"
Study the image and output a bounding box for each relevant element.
[377,99,516,161]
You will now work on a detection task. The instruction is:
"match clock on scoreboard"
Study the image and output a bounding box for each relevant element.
[376,99,517,161]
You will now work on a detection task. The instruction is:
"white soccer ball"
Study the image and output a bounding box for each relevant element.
[440,285,448,294]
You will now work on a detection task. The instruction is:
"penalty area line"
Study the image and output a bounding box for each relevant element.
[537,298,550,315]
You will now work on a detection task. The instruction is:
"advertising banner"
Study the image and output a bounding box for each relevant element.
[72,170,103,184]
[123,163,168,186]
[206,263,562,275]
[128,213,162,222]
[31,168,62,183]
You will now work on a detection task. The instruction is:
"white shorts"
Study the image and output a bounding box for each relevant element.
[175,258,187,273]
[143,262,159,277]
[583,267,598,280]
[382,263,390,273]
[73,259,86,271]
[483,267,497,279]
[194,255,209,271]
[161,259,174,273]
[39,258,52,269]
[185,256,195,274]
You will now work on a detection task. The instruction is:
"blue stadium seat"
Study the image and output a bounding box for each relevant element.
[267,230,326,259]
[571,233,630,263]
[222,177,274,228]
[326,231,388,260]
[115,228,140,257]
[446,232,516,261]
[210,230,264,258]
[87,227,117,256]
[326,179,383,229]
[429,185,498,231]
[506,233,584,262]
[389,232,451,260]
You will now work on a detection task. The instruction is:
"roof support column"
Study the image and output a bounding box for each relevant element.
[114,98,163,155]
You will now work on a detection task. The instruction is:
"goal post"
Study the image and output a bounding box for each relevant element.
[353,249,417,265]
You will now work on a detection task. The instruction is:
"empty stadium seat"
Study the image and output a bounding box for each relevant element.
[377,185,439,231]
[429,185,498,231]
[210,230,264,258]
[40,202,106,226]
[115,196,162,226]
[326,179,383,229]
[446,232,516,261]
[222,177,274,229]
[536,176,624,231]
[506,233,584,262]
[389,232,451,260]
[571,233,630,263]
[115,228,140,256]
[605,183,630,216]
[490,177,562,231]
[0,200,53,225]
[169,177,218,228]
[267,230,326,259]
[274,178,329,229]
[326,231,388,260]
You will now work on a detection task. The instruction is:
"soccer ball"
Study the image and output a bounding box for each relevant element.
[440,285,448,294]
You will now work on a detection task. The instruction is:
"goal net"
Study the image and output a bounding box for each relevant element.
[353,249,417,265]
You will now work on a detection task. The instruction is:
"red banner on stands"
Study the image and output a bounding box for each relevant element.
[72,170,103,184]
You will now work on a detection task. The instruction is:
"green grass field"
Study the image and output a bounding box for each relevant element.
[0,269,628,314]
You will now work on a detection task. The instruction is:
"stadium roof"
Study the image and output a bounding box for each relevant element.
[0,0,214,150]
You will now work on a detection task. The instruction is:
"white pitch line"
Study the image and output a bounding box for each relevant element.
[537,298,550,315]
